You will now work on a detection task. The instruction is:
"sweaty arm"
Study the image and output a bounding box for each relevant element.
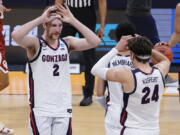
[11,17,42,59]
[152,49,170,76]
[11,6,58,59]
[168,3,180,47]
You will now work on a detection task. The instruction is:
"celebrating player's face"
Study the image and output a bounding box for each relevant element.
[47,19,62,40]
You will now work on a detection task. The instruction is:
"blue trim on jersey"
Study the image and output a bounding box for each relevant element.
[28,37,42,63]
[28,63,35,109]
[120,126,126,135]
[66,118,72,135]
[126,69,138,95]
[30,110,40,135]
[117,54,130,57]
[61,38,69,50]
[40,37,60,50]
[153,66,165,87]
[134,67,155,75]
[120,93,129,126]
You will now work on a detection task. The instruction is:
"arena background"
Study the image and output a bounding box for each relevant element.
[3,0,180,73]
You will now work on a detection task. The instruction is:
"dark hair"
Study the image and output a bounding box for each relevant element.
[115,22,136,41]
[128,36,153,63]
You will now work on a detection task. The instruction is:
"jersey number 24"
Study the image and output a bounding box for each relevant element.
[141,85,159,104]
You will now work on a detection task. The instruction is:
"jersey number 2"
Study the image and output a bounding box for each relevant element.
[53,64,59,76]
[141,85,159,104]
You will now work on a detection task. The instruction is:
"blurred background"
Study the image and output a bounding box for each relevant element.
[3,0,180,73]
[1,0,179,95]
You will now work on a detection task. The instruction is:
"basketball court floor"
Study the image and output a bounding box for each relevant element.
[0,72,180,135]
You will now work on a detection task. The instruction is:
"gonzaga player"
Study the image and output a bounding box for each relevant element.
[12,5,100,135]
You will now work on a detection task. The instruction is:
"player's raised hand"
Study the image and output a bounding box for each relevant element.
[115,35,133,52]
[0,4,11,19]
[0,4,11,13]
[56,4,75,24]
[40,6,60,23]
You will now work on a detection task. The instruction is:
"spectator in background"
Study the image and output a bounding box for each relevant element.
[125,0,177,85]
[55,0,107,106]
[168,3,180,47]
[126,0,160,45]
[0,1,14,134]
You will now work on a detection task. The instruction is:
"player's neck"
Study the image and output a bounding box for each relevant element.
[42,34,59,48]
[134,62,152,73]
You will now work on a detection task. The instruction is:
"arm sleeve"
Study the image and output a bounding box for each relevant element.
[91,48,118,80]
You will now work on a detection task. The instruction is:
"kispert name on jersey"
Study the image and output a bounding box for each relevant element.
[120,67,164,130]
[28,38,72,117]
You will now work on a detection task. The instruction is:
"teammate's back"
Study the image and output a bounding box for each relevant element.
[121,67,164,129]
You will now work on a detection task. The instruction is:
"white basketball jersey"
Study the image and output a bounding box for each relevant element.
[106,54,134,105]
[28,37,72,117]
[104,54,133,134]
[120,67,164,130]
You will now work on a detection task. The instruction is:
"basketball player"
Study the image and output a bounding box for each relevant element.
[0,1,14,134]
[92,36,170,135]
[11,5,100,135]
[0,0,11,91]
[168,3,180,47]
[95,22,136,135]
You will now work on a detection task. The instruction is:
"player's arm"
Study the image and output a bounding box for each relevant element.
[95,77,107,109]
[168,3,180,47]
[0,0,11,13]
[91,36,134,92]
[11,6,58,59]
[152,49,170,76]
[96,0,107,39]
[91,36,132,81]
[91,48,132,91]
[57,4,101,51]
[96,77,106,97]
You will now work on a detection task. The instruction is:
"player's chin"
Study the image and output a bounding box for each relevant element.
[52,34,60,40]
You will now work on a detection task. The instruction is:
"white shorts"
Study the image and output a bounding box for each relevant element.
[121,127,159,135]
[29,111,72,135]
[105,123,122,135]
[105,104,122,135]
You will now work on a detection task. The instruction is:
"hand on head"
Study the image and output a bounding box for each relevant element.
[40,6,62,24]
[55,4,75,24]
[154,41,170,47]
[115,35,134,52]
